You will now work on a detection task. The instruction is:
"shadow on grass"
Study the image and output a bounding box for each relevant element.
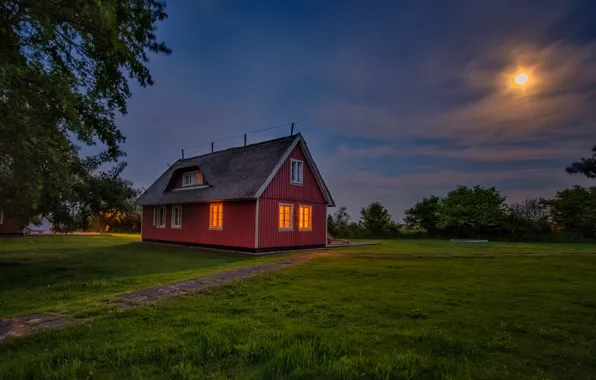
[0,241,252,290]
[0,238,261,318]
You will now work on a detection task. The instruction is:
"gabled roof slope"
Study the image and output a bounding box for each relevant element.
[137,134,332,206]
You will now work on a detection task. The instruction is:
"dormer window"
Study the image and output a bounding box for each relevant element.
[182,171,203,187]
[290,159,303,185]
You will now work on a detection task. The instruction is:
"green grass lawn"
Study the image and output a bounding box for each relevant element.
[339,239,596,255]
[1,241,596,379]
[0,235,280,319]
[1,236,595,320]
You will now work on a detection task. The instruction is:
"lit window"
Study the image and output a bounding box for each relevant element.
[299,205,312,230]
[290,159,303,185]
[153,207,166,228]
[172,206,182,228]
[183,171,203,187]
[279,204,293,230]
[210,203,223,229]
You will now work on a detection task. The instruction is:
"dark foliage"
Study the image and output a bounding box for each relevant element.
[404,196,441,237]
[0,0,170,227]
[566,146,596,179]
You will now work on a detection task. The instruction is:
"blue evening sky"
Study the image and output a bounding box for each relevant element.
[116,0,596,220]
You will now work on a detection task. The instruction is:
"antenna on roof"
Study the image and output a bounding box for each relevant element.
[181,149,185,159]
[166,162,171,167]
[181,117,307,156]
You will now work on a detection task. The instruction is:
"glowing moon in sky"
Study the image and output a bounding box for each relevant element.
[514,73,529,85]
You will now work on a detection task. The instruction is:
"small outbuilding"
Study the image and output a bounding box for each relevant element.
[0,210,22,236]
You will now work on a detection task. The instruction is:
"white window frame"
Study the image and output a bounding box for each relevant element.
[279,203,294,231]
[182,171,203,187]
[209,203,223,230]
[153,207,166,228]
[171,206,182,229]
[290,159,303,185]
[299,204,312,231]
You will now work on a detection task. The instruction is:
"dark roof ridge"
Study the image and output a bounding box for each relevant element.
[135,132,335,207]
[179,133,301,163]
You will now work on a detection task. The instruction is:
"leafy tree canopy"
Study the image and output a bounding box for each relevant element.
[48,162,139,231]
[438,186,507,237]
[566,146,596,179]
[360,201,393,238]
[404,195,441,236]
[0,0,170,226]
[74,162,139,230]
[327,207,352,237]
[546,186,596,238]
[505,198,551,238]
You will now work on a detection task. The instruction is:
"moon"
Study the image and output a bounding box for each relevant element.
[514,73,529,85]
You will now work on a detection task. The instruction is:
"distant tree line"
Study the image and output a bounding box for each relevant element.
[328,185,596,241]
[327,203,400,239]
[328,147,596,241]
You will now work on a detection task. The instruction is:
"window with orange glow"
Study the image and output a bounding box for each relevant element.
[210,203,223,229]
[279,204,293,230]
[183,171,203,187]
[299,205,312,230]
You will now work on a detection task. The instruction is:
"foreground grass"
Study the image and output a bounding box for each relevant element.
[1,236,595,319]
[337,239,596,255]
[0,236,280,318]
[2,255,595,379]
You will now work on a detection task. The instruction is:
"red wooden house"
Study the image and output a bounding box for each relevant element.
[136,134,335,253]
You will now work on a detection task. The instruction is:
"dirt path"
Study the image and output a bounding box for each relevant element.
[0,251,330,342]
[111,251,331,308]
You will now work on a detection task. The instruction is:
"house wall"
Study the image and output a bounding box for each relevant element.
[141,201,256,248]
[0,215,23,235]
[258,144,328,248]
[258,199,326,248]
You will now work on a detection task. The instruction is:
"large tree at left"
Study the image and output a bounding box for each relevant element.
[0,1,170,227]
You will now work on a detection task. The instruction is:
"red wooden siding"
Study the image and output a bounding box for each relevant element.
[0,216,22,235]
[174,174,183,189]
[258,144,328,248]
[142,201,256,248]
[260,144,327,203]
[258,198,326,248]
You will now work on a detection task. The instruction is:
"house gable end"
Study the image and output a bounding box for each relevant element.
[257,139,333,205]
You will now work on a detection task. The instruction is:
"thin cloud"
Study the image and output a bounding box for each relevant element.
[337,142,583,163]
[338,168,555,188]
